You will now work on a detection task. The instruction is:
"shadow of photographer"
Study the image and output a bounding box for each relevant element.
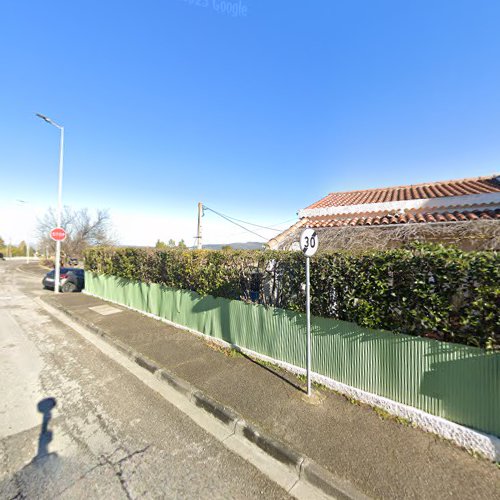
[35,397,57,461]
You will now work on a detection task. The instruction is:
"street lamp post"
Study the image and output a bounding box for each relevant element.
[36,113,64,294]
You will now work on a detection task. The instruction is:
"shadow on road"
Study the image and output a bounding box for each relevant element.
[0,397,61,498]
[36,397,57,460]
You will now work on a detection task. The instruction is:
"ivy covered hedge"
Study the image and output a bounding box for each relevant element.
[85,244,499,350]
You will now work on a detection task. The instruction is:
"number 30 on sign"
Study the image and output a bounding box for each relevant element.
[300,228,319,257]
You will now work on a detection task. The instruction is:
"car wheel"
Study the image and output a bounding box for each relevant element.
[62,282,77,293]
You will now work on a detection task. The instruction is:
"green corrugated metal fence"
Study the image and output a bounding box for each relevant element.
[85,272,500,437]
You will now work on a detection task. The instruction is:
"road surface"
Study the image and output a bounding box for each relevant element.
[0,260,292,499]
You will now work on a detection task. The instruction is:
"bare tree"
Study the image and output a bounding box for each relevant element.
[36,207,115,260]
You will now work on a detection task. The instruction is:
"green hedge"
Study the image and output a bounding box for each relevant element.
[85,244,499,350]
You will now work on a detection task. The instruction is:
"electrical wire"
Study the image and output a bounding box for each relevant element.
[202,206,268,240]
[267,217,299,228]
[203,205,295,233]
[201,205,298,242]
[222,216,299,240]
[224,217,282,232]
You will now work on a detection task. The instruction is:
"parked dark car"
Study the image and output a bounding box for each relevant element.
[42,268,85,292]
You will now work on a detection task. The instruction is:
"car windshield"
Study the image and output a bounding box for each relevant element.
[46,268,72,277]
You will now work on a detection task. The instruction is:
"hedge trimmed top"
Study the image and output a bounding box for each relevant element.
[85,244,499,350]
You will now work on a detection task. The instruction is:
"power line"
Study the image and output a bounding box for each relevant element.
[221,216,299,240]
[223,215,284,232]
[204,206,282,232]
[203,206,268,240]
[203,206,297,232]
[268,217,299,228]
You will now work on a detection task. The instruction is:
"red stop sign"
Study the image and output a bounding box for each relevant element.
[50,227,67,242]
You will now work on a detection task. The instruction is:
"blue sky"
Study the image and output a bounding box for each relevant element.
[1,0,499,245]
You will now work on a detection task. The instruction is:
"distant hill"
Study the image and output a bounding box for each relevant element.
[202,242,265,250]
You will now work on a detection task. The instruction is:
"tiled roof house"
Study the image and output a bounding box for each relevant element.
[268,174,500,251]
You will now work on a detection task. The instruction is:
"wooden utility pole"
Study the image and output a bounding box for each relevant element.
[197,202,203,250]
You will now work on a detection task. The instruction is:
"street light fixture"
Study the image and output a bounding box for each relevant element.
[36,113,65,294]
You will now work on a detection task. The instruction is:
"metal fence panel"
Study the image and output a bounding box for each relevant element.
[85,272,500,437]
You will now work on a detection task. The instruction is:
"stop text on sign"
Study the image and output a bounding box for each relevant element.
[50,227,67,242]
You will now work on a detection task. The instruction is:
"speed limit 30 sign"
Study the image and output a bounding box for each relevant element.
[300,228,319,257]
[299,227,319,397]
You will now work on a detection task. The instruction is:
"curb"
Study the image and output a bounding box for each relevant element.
[80,289,500,463]
[40,296,366,499]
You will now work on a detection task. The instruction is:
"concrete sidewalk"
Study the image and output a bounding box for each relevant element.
[41,291,500,499]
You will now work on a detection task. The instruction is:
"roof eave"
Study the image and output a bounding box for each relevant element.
[299,193,500,218]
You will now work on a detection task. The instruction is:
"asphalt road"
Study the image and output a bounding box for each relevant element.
[0,260,291,499]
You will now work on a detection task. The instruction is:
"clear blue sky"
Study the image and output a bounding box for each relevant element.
[1,0,499,245]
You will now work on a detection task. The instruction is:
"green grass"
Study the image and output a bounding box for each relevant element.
[373,406,412,426]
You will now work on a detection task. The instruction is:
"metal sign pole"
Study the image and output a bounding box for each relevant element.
[300,227,318,398]
[306,255,312,397]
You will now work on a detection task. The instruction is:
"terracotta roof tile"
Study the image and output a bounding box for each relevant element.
[306,175,500,209]
[305,209,500,228]
[485,209,500,220]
